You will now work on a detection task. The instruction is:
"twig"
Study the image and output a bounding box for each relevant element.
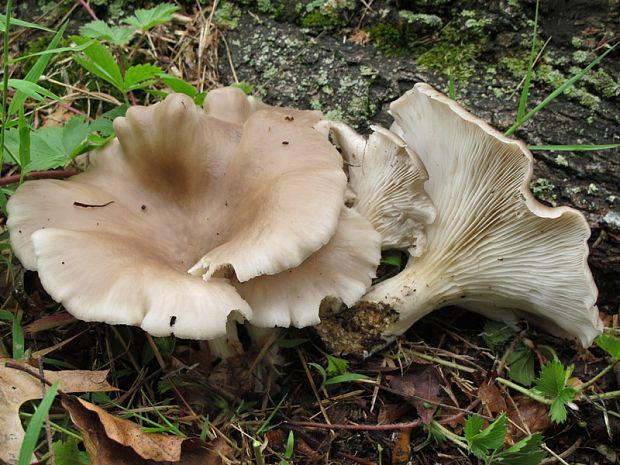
[296,347,333,429]
[541,438,581,464]
[286,399,481,431]
[76,0,98,21]
[0,169,77,186]
[495,377,553,405]
[407,349,477,373]
[581,362,618,390]
[4,361,66,395]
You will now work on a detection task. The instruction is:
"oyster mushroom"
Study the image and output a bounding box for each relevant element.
[8,92,380,341]
[317,84,601,354]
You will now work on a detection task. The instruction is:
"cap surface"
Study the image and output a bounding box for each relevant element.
[7,93,347,338]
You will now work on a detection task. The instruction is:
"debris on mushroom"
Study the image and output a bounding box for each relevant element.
[8,91,379,343]
[317,83,601,355]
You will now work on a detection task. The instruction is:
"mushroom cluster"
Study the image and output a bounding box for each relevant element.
[7,83,602,357]
[7,88,381,345]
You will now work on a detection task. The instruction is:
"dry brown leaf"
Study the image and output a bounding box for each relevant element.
[62,396,230,464]
[0,359,116,465]
[507,396,553,441]
[478,382,507,415]
[387,365,443,424]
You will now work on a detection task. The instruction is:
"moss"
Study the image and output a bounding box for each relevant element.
[301,10,339,28]
[530,178,557,201]
[417,40,478,81]
[368,23,408,55]
[214,2,241,30]
[579,70,620,98]
[554,155,569,167]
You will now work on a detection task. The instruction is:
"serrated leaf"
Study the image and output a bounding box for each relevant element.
[534,361,572,398]
[595,334,620,361]
[473,414,507,452]
[463,415,483,442]
[124,3,179,31]
[493,433,545,465]
[72,37,124,92]
[124,64,162,91]
[507,346,536,386]
[80,20,134,45]
[159,74,197,96]
[548,387,577,423]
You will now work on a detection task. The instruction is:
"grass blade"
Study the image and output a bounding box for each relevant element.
[18,380,61,465]
[529,144,619,151]
[0,14,53,32]
[505,40,618,136]
[8,21,67,115]
[1,0,12,160]
[516,0,539,123]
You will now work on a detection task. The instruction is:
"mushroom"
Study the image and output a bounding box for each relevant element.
[329,123,436,256]
[317,83,601,354]
[8,92,380,341]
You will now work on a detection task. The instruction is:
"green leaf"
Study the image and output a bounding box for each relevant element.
[18,380,61,465]
[507,346,536,386]
[0,14,53,32]
[325,354,349,376]
[124,3,179,31]
[323,373,369,386]
[283,430,295,459]
[18,108,30,168]
[463,415,483,443]
[80,20,135,45]
[534,360,571,398]
[548,387,577,423]
[276,337,308,348]
[231,81,254,95]
[482,320,515,351]
[493,433,545,465]
[380,250,403,267]
[52,437,81,465]
[123,63,162,91]
[8,22,67,115]
[7,79,60,102]
[595,334,620,361]
[72,37,124,93]
[0,309,13,320]
[465,414,507,459]
[159,74,197,96]
[24,119,88,172]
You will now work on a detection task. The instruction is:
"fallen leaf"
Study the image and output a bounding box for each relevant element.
[478,382,507,415]
[62,396,230,464]
[0,359,116,465]
[387,365,443,424]
[507,396,553,441]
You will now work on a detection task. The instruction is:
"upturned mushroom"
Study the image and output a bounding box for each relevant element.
[317,83,601,355]
[7,90,380,343]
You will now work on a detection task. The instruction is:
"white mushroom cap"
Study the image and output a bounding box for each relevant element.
[203,86,325,129]
[235,207,381,328]
[362,83,601,347]
[330,122,436,256]
[7,93,347,339]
